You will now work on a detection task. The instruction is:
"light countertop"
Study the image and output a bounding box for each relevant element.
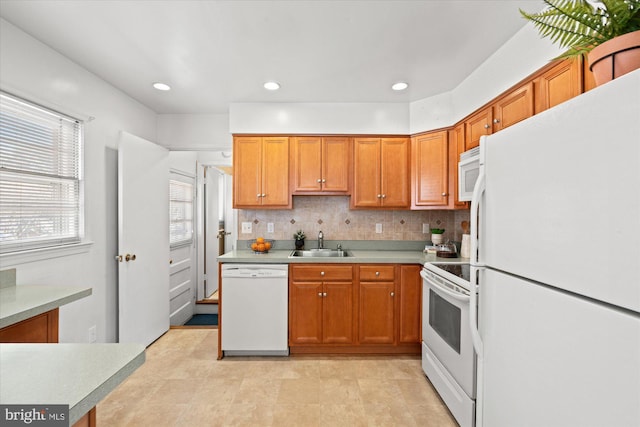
[0,343,145,425]
[218,249,468,265]
[0,285,92,329]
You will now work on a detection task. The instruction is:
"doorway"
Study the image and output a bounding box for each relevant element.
[197,164,234,302]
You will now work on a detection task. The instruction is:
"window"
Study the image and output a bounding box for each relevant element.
[169,175,194,247]
[0,92,83,253]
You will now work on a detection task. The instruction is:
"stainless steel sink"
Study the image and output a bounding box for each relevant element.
[288,249,352,258]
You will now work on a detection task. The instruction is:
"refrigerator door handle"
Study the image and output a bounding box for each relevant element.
[470,169,485,355]
[470,166,486,427]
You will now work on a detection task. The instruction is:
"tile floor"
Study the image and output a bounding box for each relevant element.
[97,329,458,426]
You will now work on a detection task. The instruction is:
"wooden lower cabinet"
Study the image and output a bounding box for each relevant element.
[0,308,59,343]
[398,265,422,343]
[289,265,355,346]
[289,263,420,355]
[358,264,396,344]
[73,407,96,427]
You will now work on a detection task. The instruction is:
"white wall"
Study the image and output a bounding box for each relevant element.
[410,24,563,134]
[158,114,231,150]
[0,18,158,343]
[229,103,410,134]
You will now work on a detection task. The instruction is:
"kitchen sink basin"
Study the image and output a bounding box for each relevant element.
[288,249,352,258]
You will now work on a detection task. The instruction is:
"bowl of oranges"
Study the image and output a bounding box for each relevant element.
[248,237,274,254]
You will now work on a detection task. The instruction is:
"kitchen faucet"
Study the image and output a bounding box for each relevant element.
[318,230,324,249]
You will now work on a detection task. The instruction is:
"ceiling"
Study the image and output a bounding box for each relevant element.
[0,0,545,115]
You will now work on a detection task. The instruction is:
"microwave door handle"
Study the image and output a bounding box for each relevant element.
[420,271,470,302]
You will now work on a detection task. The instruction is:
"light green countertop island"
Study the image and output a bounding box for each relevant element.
[0,343,145,425]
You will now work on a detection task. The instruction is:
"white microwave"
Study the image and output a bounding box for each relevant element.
[458,147,480,201]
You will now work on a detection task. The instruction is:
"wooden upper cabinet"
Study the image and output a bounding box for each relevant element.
[292,136,350,194]
[465,107,493,150]
[352,137,410,208]
[535,58,583,114]
[411,130,449,208]
[493,82,534,131]
[233,136,291,208]
[449,124,469,209]
[465,82,533,149]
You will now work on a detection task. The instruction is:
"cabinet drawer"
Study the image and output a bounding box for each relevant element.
[359,265,395,281]
[291,265,353,281]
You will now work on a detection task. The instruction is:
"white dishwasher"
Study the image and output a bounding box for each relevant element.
[221,264,289,356]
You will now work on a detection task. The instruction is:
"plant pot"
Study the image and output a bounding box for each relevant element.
[431,234,443,245]
[295,239,304,250]
[588,30,640,87]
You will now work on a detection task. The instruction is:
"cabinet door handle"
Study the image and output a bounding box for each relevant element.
[484,124,491,129]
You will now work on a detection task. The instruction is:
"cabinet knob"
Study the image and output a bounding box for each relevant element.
[381,194,386,198]
[390,292,395,297]
[375,271,380,276]
[317,179,322,183]
[323,292,327,297]
[493,118,500,124]
[377,194,382,198]
[261,194,266,197]
[322,179,326,183]
[484,124,491,129]
[442,192,447,197]
[256,193,261,198]
[320,271,325,276]
[318,292,323,297]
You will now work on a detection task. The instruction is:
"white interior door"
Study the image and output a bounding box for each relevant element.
[118,131,170,346]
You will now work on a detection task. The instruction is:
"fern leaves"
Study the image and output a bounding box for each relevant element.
[521,0,640,58]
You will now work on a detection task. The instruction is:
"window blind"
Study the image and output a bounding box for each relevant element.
[169,178,194,246]
[0,92,83,253]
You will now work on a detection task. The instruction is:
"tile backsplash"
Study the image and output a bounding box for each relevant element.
[238,196,470,243]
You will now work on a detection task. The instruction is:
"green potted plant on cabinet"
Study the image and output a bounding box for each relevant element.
[520,0,640,86]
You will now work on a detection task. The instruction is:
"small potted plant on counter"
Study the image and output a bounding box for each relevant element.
[430,228,445,245]
[520,0,640,86]
[293,230,306,250]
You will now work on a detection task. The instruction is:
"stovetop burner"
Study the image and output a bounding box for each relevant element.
[428,262,471,282]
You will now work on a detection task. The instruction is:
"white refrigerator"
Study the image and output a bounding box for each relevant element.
[470,70,640,427]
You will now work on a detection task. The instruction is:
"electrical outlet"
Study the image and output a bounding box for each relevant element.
[375,223,383,233]
[423,223,430,234]
[241,222,252,233]
[267,223,274,233]
[89,325,96,343]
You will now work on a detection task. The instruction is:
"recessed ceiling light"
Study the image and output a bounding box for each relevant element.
[153,82,171,91]
[264,81,280,91]
[392,82,409,91]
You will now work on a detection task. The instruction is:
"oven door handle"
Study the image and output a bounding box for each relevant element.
[420,270,470,302]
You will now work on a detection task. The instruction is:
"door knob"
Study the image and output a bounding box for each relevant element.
[125,254,136,262]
